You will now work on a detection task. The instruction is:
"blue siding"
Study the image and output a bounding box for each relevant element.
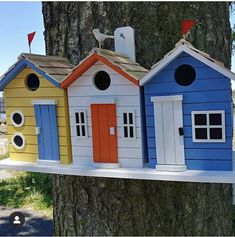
[185,149,232,160]
[146,113,232,127]
[186,160,232,171]
[140,87,149,166]
[34,104,60,161]
[144,52,233,171]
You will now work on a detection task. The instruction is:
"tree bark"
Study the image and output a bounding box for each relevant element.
[42,2,233,235]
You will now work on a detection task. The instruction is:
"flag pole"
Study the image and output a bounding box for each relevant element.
[27,31,36,54]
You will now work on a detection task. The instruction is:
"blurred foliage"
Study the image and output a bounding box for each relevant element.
[0,171,53,217]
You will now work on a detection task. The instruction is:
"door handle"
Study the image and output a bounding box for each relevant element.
[109,127,115,135]
[35,127,40,135]
[179,127,184,136]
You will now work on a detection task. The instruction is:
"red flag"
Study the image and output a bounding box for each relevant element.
[28,31,36,46]
[181,20,196,35]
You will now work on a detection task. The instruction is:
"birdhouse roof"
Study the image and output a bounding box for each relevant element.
[140,39,235,85]
[0,53,74,90]
[61,48,148,88]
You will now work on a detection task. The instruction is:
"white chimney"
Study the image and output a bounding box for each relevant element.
[114,26,136,62]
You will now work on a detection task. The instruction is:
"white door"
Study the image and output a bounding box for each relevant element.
[151,95,186,171]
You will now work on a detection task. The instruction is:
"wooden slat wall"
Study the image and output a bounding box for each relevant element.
[68,62,143,168]
[5,67,72,164]
[144,53,232,171]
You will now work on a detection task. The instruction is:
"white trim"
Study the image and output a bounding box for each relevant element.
[122,110,136,139]
[37,160,60,166]
[10,111,24,127]
[89,97,116,104]
[93,162,120,169]
[152,95,185,169]
[151,95,183,103]
[156,164,187,172]
[140,44,235,85]
[191,110,225,143]
[31,100,57,105]
[1,158,235,183]
[140,46,183,85]
[74,110,88,138]
[11,132,26,150]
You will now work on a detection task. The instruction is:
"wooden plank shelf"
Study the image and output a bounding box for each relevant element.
[1,158,235,184]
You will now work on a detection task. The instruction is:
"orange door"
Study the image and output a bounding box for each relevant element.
[91,104,118,163]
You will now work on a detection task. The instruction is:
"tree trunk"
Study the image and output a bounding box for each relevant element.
[42,2,233,235]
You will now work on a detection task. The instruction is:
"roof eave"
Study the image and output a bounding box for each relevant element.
[140,46,183,86]
[61,53,99,88]
[61,51,139,89]
[0,58,60,91]
[140,45,235,86]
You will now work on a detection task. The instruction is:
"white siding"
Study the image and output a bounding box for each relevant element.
[68,62,143,168]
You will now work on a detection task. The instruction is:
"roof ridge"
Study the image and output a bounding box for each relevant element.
[93,48,130,58]
[152,39,224,69]
[18,53,70,62]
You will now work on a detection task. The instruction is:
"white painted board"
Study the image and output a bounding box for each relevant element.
[114,26,136,61]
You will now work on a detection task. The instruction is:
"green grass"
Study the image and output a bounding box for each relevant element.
[0,152,9,160]
[0,171,53,217]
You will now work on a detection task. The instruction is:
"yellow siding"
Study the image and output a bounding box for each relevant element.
[9,153,38,162]
[8,125,67,136]
[7,77,55,88]
[62,90,72,164]
[7,133,68,146]
[4,88,64,98]
[9,144,68,156]
[60,155,70,164]
[6,107,66,117]
[5,67,72,164]
[6,97,65,107]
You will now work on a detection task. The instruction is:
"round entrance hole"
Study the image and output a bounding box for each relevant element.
[11,133,25,150]
[10,111,24,127]
[93,71,111,90]
[26,73,40,91]
[174,64,196,86]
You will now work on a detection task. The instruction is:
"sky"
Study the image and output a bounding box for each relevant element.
[0,2,235,89]
[0,1,45,76]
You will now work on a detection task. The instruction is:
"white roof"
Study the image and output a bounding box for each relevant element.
[140,39,235,85]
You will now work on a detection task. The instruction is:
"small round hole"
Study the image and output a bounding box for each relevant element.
[26,73,40,91]
[11,133,25,150]
[14,136,23,147]
[11,111,24,127]
[93,71,111,90]
[174,64,196,86]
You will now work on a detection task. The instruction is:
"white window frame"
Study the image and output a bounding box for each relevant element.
[192,110,225,143]
[122,110,136,139]
[11,132,26,150]
[10,110,24,127]
[75,110,88,138]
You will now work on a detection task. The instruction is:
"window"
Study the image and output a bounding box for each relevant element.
[93,71,111,90]
[123,112,135,138]
[25,73,40,91]
[10,111,24,127]
[174,64,196,86]
[11,132,25,150]
[75,111,87,138]
[192,111,225,142]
